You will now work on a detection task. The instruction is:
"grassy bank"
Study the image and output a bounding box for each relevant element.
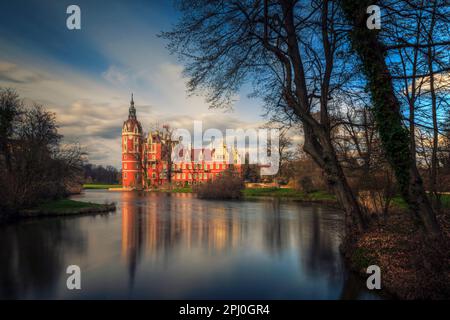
[392,193,450,209]
[83,184,122,189]
[151,186,337,203]
[19,199,116,218]
[160,186,193,193]
[243,187,336,202]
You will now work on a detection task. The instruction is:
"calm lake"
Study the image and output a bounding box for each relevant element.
[0,190,379,299]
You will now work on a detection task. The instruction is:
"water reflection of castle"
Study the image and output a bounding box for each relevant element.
[116,192,373,299]
[120,192,245,281]
[120,193,342,278]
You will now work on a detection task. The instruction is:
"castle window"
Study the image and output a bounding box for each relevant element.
[124,172,127,178]
[124,163,127,169]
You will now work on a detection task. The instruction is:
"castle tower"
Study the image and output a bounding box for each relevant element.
[122,94,143,189]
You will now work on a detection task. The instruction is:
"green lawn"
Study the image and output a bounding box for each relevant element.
[166,186,193,193]
[243,187,336,201]
[392,193,450,209]
[36,199,103,213]
[83,184,122,189]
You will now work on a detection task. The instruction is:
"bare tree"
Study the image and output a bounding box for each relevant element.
[0,88,84,215]
[163,0,368,235]
[161,124,178,185]
[339,0,450,235]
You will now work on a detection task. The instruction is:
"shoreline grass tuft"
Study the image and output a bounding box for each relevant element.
[18,199,116,218]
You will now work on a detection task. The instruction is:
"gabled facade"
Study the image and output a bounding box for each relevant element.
[121,95,242,190]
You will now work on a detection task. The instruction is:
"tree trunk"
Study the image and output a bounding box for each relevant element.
[427,2,440,210]
[340,0,440,236]
[303,124,367,235]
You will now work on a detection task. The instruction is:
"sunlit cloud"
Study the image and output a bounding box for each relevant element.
[0,0,268,169]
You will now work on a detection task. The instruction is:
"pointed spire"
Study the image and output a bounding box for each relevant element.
[128,93,136,119]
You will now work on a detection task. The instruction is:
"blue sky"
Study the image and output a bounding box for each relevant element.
[0,0,268,168]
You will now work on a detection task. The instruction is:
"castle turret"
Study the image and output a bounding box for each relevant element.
[122,94,143,189]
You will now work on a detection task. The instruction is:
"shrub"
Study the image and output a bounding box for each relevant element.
[299,176,316,193]
[194,167,244,199]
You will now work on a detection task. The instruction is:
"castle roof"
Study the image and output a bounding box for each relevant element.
[123,93,142,134]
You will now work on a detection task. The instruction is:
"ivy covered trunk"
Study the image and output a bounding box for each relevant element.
[340,0,440,236]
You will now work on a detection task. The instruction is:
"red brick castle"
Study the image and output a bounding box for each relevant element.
[122,95,242,190]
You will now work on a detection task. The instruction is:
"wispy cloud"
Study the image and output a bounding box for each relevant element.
[102,66,130,86]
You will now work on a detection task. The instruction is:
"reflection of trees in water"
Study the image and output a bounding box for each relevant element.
[260,199,342,280]
[299,207,341,275]
[296,206,343,288]
[262,198,290,254]
[293,206,375,299]
[338,272,372,300]
[0,218,86,299]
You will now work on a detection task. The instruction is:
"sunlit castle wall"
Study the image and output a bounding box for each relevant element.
[121,95,143,190]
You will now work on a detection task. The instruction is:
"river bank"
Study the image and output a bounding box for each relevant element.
[0,199,116,223]
[345,208,450,299]
[84,184,339,204]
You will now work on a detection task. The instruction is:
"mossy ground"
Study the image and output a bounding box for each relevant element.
[348,208,450,299]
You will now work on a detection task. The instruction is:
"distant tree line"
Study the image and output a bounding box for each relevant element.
[0,88,83,217]
[82,163,120,184]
